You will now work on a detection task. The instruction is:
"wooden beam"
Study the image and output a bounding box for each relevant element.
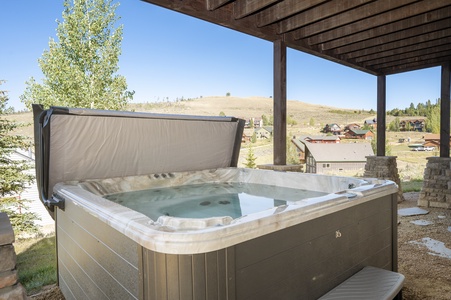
[207,0,233,11]
[323,12,451,51]
[257,0,328,28]
[355,38,451,65]
[278,0,371,34]
[294,0,418,39]
[303,0,451,44]
[378,55,451,75]
[377,75,386,156]
[273,40,287,165]
[234,0,278,19]
[440,61,451,158]
[338,27,451,60]
[368,48,451,70]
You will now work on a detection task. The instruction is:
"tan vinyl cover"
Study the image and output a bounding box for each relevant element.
[48,114,239,194]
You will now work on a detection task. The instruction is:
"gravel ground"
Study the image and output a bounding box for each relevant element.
[398,192,451,300]
[29,193,450,300]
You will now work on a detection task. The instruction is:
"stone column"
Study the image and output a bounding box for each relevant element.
[418,157,451,209]
[0,212,27,300]
[364,156,404,203]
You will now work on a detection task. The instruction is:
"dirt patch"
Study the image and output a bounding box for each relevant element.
[28,192,450,300]
[29,284,64,300]
[398,192,451,300]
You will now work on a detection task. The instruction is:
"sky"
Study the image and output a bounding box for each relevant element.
[0,1,442,112]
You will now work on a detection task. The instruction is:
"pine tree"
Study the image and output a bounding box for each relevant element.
[244,144,257,169]
[0,81,38,235]
[21,0,134,110]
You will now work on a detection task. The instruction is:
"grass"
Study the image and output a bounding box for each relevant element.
[15,235,57,295]
[401,179,424,192]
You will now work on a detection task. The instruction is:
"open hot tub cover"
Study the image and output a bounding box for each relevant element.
[32,105,244,218]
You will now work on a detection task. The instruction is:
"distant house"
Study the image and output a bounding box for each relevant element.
[343,129,375,140]
[299,135,340,144]
[242,129,255,143]
[255,126,273,139]
[423,134,451,150]
[303,143,374,174]
[399,119,425,132]
[344,123,361,132]
[364,118,377,128]
[291,135,340,162]
[322,123,342,135]
[244,117,262,128]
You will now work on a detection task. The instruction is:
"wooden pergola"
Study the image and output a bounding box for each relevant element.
[142,0,451,164]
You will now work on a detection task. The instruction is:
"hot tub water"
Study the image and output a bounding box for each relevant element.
[104,182,328,220]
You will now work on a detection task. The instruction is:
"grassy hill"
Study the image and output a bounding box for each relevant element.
[5,96,428,179]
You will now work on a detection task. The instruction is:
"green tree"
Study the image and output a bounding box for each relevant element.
[219,111,226,116]
[261,114,269,126]
[388,117,400,132]
[21,0,134,110]
[244,144,257,169]
[0,81,38,235]
[309,117,315,127]
[425,105,440,133]
[251,132,257,143]
[286,136,300,165]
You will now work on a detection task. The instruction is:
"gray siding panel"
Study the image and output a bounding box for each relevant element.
[57,200,139,300]
[235,195,394,300]
[142,249,233,300]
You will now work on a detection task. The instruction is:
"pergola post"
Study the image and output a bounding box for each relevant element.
[440,61,451,157]
[273,40,287,165]
[418,62,451,208]
[376,75,386,156]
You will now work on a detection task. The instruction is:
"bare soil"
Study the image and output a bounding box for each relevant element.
[29,192,450,300]
[398,192,451,300]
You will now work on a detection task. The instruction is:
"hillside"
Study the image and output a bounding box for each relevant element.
[6,96,429,177]
[5,96,378,139]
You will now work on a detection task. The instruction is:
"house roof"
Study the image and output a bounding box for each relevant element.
[302,135,340,141]
[142,0,451,76]
[304,142,374,162]
[348,129,372,135]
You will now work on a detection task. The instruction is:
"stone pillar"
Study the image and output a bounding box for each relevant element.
[0,212,27,300]
[364,156,404,203]
[418,157,451,209]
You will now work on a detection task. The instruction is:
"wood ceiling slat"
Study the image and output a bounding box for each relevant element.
[378,55,451,75]
[234,0,279,19]
[321,8,451,51]
[143,0,451,75]
[356,39,451,65]
[338,27,451,60]
[303,0,451,45]
[207,0,233,11]
[256,0,328,27]
[294,0,419,39]
[277,0,373,34]
[360,43,451,69]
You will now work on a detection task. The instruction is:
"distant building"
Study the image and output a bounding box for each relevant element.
[322,123,342,135]
[423,134,451,150]
[255,126,273,139]
[344,123,361,132]
[364,118,377,128]
[303,143,374,174]
[343,129,375,140]
[399,119,425,132]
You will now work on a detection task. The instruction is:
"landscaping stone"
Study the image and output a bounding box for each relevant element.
[364,156,404,202]
[418,157,451,209]
[0,246,16,273]
[0,270,18,289]
[0,283,27,300]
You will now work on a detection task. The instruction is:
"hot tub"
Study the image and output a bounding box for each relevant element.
[33,106,399,300]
